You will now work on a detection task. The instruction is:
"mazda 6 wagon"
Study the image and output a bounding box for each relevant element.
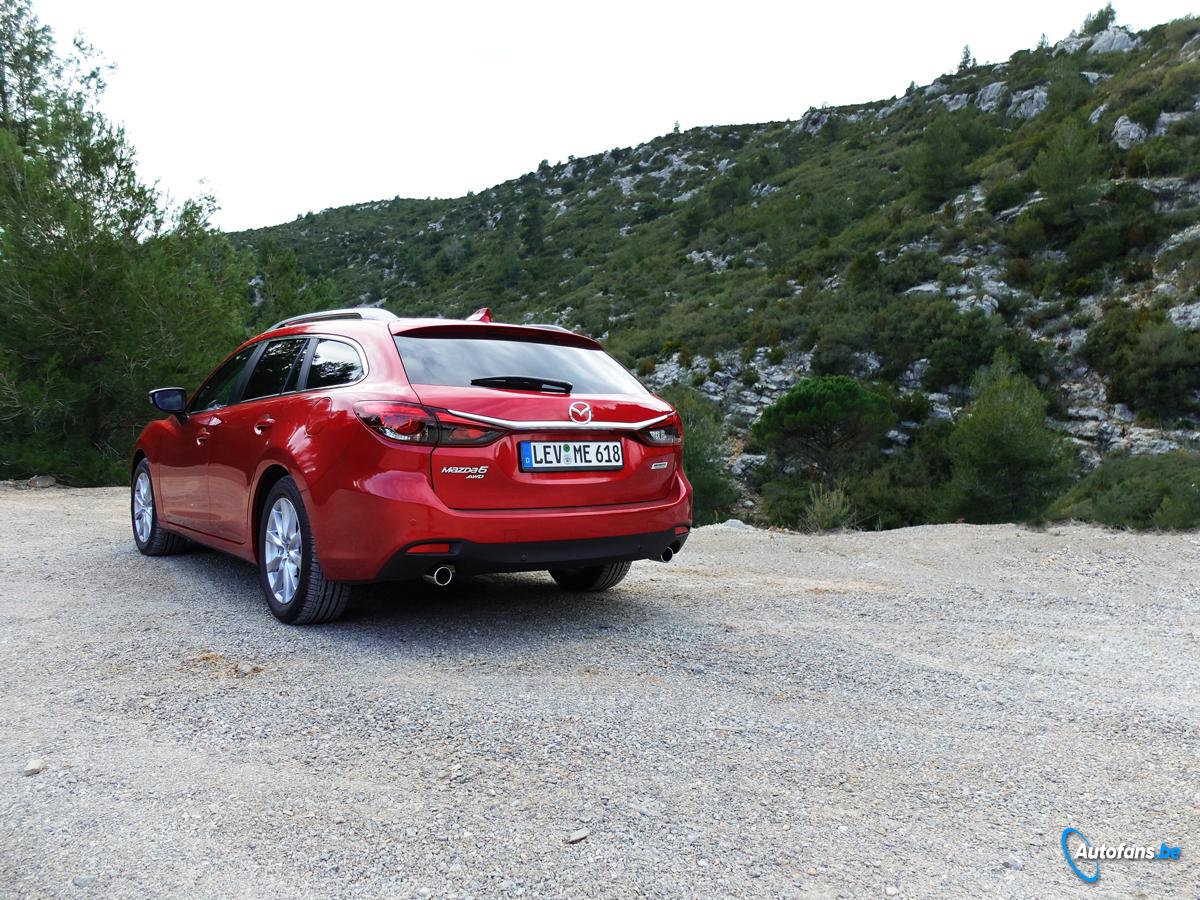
[132,308,693,624]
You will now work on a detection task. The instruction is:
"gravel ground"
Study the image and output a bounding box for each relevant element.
[0,485,1197,899]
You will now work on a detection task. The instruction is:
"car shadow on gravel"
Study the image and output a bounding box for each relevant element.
[168,545,654,641]
[345,573,653,636]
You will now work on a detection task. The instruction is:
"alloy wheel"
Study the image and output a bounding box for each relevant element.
[264,496,303,605]
[133,471,154,544]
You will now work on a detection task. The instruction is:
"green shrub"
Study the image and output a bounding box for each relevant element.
[923,309,1002,389]
[1066,222,1124,275]
[801,482,857,532]
[1031,120,1103,224]
[910,114,969,206]
[752,376,895,485]
[1084,307,1200,416]
[848,420,955,529]
[656,384,738,525]
[1007,212,1047,256]
[1127,136,1187,176]
[812,316,872,375]
[760,477,811,526]
[1081,3,1116,36]
[1048,452,1200,529]
[882,250,941,292]
[985,181,1024,215]
[940,352,1075,522]
[893,391,931,423]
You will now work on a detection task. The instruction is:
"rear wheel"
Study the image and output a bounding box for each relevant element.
[131,460,188,556]
[549,561,631,592]
[258,476,353,625]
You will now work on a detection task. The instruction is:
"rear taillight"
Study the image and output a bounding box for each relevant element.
[354,402,438,444]
[638,414,682,446]
[434,412,506,446]
[354,403,505,446]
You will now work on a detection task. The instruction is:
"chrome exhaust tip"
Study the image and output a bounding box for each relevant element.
[423,565,455,587]
[658,547,674,563]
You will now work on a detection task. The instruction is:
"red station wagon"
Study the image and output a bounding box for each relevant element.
[131,308,693,624]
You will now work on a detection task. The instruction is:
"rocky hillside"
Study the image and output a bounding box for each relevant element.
[234,13,1200,472]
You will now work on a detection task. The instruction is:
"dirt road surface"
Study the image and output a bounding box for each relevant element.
[1,485,1197,898]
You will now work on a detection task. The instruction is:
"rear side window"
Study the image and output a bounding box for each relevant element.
[394,335,646,395]
[306,339,363,390]
[190,346,256,412]
[242,338,309,401]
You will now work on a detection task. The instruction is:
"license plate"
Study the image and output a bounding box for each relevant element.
[519,440,624,472]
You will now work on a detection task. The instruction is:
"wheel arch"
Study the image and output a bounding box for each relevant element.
[251,464,293,560]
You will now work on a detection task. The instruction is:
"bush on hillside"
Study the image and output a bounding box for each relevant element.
[848,420,955,529]
[656,384,738,525]
[1032,121,1104,221]
[1082,4,1116,36]
[1048,452,1200,529]
[1083,306,1200,417]
[800,482,858,532]
[752,376,895,486]
[910,111,997,207]
[941,352,1075,522]
[985,181,1024,215]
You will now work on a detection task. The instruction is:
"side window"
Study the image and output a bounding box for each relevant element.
[306,339,363,390]
[242,338,309,402]
[190,347,257,412]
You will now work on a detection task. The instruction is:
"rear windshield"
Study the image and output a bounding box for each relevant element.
[394,334,647,395]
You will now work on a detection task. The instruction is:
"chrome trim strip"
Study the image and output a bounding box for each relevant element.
[446,409,671,432]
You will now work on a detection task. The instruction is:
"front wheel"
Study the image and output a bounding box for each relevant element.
[131,460,188,556]
[257,477,353,625]
[549,561,632,592]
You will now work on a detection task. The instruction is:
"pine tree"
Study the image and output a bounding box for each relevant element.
[0,0,248,483]
[942,352,1074,522]
[912,113,969,206]
[1082,4,1116,36]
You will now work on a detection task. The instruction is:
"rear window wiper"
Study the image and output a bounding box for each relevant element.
[469,375,573,394]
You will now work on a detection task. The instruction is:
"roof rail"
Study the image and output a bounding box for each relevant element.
[269,308,399,331]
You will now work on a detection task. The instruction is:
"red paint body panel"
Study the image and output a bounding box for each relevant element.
[134,316,693,583]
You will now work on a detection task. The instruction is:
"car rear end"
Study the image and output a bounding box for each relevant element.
[314,321,692,583]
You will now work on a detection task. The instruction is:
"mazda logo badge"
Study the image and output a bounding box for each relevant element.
[568,401,592,423]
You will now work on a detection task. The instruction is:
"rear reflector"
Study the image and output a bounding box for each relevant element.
[407,542,452,555]
[674,526,690,535]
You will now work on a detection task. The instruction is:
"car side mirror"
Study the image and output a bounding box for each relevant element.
[149,387,188,417]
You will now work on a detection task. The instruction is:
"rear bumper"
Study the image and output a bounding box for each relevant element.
[307,469,693,581]
[376,528,689,581]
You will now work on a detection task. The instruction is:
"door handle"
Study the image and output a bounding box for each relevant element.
[196,429,210,445]
[254,417,275,434]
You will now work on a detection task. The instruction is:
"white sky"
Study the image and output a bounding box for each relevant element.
[34,0,1199,231]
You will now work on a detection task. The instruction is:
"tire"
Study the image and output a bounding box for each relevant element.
[257,476,352,625]
[549,561,632,592]
[131,459,188,556]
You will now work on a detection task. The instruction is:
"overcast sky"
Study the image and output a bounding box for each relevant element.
[33,0,1199,231]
